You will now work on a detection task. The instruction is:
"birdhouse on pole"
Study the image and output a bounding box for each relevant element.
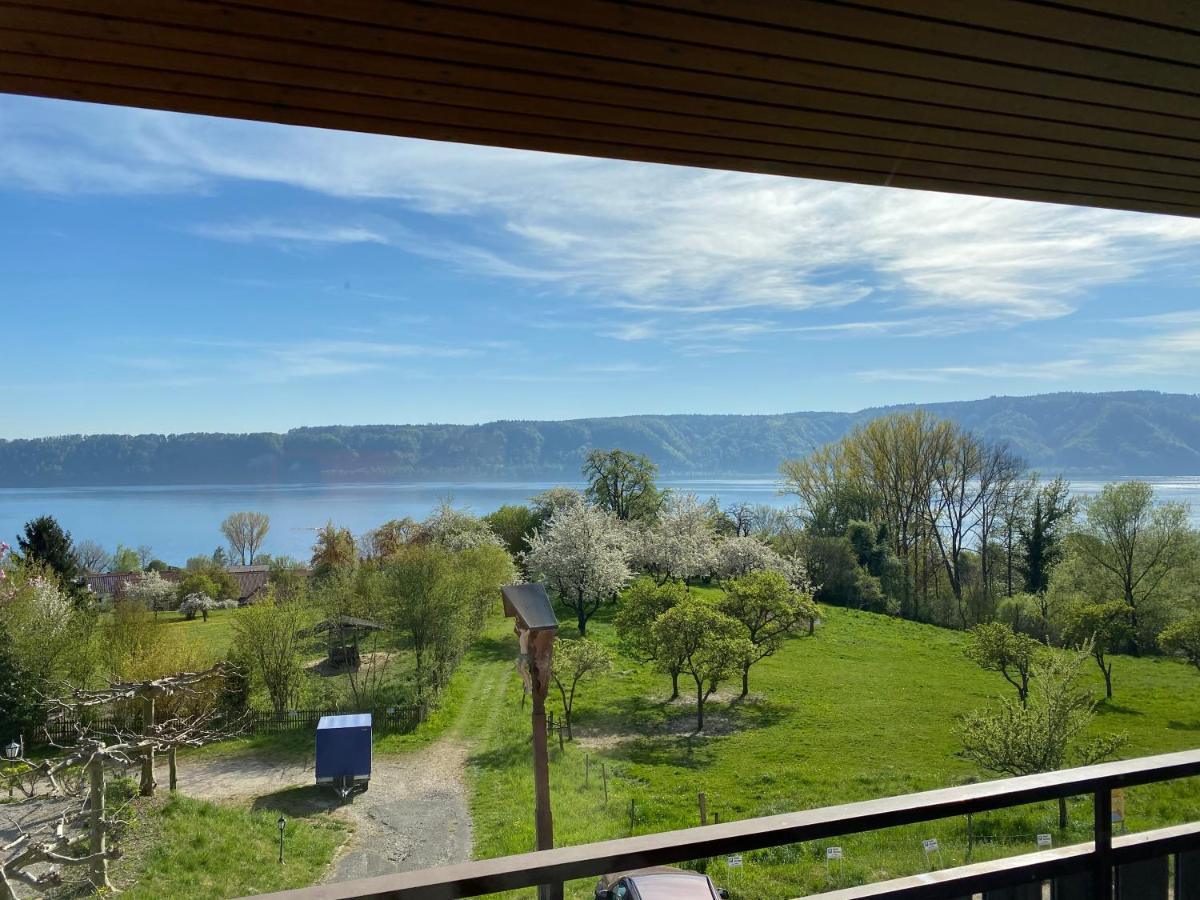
[501,583,560,900]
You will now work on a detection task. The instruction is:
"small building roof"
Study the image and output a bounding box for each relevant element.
[501,583,558,632]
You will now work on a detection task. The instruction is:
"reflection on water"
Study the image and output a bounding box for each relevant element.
[1,476,1197,566]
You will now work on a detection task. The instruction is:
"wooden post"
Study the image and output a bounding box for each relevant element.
[629,798,636,834]
[528,629,560,900]
[585,754,590,787]
[168,746,178,792]
[88,755,111,892]
[140,694,156,797]
[602,763,608,804]
[699,791,708,826]
[1094,788,1114,900]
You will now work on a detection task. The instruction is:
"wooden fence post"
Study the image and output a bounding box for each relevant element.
[602,764,608,804]
[699,792,708,826]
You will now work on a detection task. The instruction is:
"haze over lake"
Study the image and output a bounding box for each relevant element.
[2,477,1198,565]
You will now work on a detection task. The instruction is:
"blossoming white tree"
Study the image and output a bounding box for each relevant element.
[639,493,716,585]
[124,570,178,615]
[525,504,631,636]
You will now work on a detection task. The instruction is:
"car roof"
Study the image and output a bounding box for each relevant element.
[626,872,715,899]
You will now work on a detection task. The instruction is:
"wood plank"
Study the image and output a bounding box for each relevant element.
[1178,850,1200,900]
[1116,857,1169,900]
[1049,0,1200,33]
[1051,870,1092,900]
[242,0,1200,114]
[4,30,1200,193]
[22,0,1200,131]
[662,0,1200,72]
[983,882,1041,900]
[453,0,1200,94]
[14,0,1200,150]
[5,50,1200,210]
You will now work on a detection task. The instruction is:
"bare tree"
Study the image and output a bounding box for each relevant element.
[72,539,109,574]
[220,511,270,566]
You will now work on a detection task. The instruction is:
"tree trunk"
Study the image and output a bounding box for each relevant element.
[741,663,750,698]
[577,597,587,636]
[88,756,112,891]
[1102,660,1114,700]
[669,670,679,701]
[695,685,705,731]
[1058,796,1068,830]
[168,746,178,791]
[140,695,156,797]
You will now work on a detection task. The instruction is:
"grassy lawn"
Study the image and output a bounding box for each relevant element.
[154,607,242,660]
[458,594,1200,898]
[113,793,347,899]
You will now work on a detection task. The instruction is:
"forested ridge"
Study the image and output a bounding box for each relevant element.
[2,390,1199,486]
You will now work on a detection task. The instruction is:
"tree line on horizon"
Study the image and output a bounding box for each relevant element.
[2,390,1200,486]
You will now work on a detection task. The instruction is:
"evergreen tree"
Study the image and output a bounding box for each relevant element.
[0,623,43,744]
[17,515,79,587]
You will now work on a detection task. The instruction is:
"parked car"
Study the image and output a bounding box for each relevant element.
[595,867,728,900]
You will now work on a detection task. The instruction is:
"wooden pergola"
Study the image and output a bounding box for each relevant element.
[0,1,1198,218]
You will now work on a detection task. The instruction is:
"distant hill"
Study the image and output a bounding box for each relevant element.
[2,391,1198,487]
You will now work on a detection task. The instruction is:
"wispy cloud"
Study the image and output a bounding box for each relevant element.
[856,360,1092,383]
[6,95,1200,341]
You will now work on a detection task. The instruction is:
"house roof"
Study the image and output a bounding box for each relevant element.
[0,2,1197,218]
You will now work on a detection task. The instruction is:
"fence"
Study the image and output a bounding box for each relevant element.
[249,748,1200,900]
[33,703,425,747]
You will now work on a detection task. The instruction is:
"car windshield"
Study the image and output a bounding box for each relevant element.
[629,874,714,899]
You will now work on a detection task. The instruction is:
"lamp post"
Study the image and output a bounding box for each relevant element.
[501,584,560,900]
[2,740,19,761]
[277,815,286,864]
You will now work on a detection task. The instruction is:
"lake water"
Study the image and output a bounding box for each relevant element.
[1,477,1197,566]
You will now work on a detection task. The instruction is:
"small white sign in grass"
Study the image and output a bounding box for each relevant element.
[726,854,743,868]
[1037,833,1053,847]
[826,846,843,860]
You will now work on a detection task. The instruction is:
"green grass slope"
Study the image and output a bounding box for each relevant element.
[457,599,1200,898]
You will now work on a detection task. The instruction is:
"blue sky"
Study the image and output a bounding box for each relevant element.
[2,94,1200,439]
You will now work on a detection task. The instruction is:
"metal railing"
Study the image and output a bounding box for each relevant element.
[249,749,1200,900]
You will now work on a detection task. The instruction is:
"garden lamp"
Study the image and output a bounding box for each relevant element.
[2,739,19,760]
[277,814,286,864]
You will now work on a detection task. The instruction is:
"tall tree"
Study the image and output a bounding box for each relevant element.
[638,492,717,585]
[220,511,270,566]
[73,539,110,574]
[719,571,818,696]
[17,515,78,587]
[583,449,666,522]
[310,521,356,577]
[965,622,1043,706]
[525,503,631,635]
[1072,481,1193,654]
[1017,477,1077,596]
[651,599,751,731]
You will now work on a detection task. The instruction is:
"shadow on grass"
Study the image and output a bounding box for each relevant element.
[1168,719,1200,731]
[468,634,517,664]
[1095,702,1144,718]
[250,784,340,817]
[468,739,531,771]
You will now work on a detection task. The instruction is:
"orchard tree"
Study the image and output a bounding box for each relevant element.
[125,570,179,616]
[651,599,752,731]
[1161,614,1200,674]
[966,622,1043,706]
[615,577,687,698]
[17,515,78,587]
[525,504,631,636]
[420,504,503,551]
[640,493,716,584]
[362,517,420,560]
[583,449,666,522]
[550,639,612,739]
[484,504,542,559]
[957,650,1126,828]
[221,511,270,566]
[712,535,783,583]
[1072,481,1194,654]
[232,591,312,715]
[1063,600,1131,699]
[720,571,818,697]
[530,487,585,519]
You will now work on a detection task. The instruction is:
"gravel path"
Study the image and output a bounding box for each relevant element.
[162,738,473,883]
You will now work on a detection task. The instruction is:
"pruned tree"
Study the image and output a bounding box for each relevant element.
[957,649,1127,828]
[525,503,631,636]
[221,511,270,566]
[550,639,612,739]
[1063,600,1131,699]
[1161,613,1200,674]
[651,599,752,731]
[719,571,818,697]
[965,622,1043,706]
[615,577,687,698]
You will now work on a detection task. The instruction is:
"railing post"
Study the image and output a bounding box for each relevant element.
[1094,786,1113,900]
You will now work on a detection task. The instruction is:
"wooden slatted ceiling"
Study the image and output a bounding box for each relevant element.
[1,1,1199,217]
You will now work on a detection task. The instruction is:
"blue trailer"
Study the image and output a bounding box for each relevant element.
[315,713,372,799]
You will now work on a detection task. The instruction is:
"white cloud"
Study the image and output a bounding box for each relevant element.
[5,95,1200,337]
[856,360,1093,383]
